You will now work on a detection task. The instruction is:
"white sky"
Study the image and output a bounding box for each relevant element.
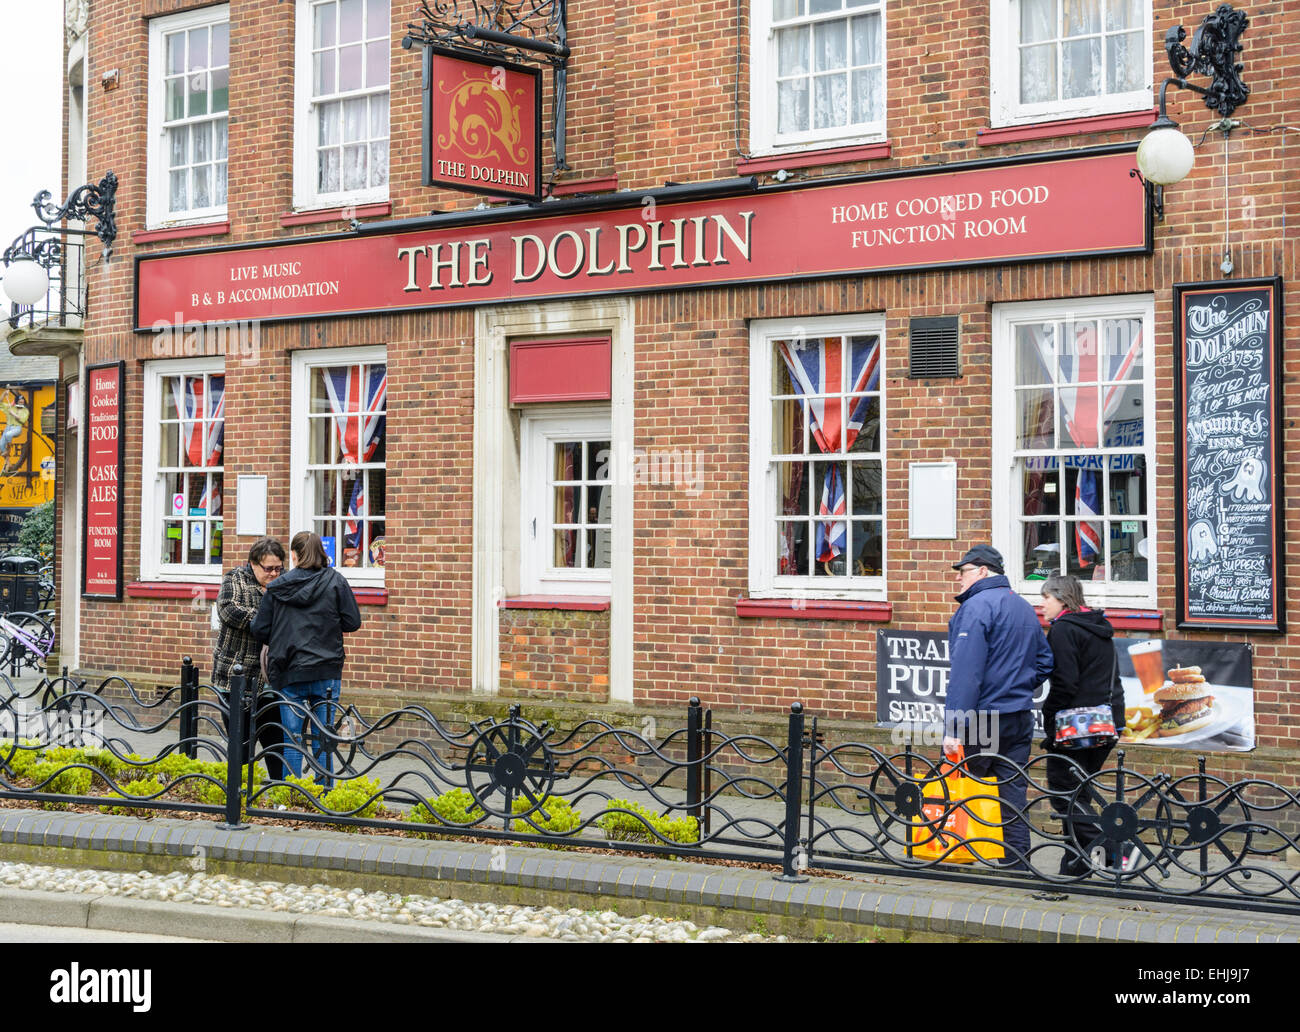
[0,4,63,265]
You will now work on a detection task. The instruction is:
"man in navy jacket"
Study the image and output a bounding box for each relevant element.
[942,544,1054,869]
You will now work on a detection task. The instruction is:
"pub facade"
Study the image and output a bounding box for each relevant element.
[50,1,1300,786]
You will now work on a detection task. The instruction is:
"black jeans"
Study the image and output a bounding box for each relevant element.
[1046,742,1116,874]
[964,709,1035,869]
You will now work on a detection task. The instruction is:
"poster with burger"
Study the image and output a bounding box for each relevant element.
[1114,637,1254,751]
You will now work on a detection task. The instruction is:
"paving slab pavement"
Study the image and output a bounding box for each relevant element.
[0,808,1296,943]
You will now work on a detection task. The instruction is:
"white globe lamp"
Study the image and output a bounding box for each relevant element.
[2,260,51,307]
[1137,125,1195,186]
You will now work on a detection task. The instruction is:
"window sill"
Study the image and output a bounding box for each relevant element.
[127,581,219,600]
[500,595,611,612]
[976,109,1157,147]
[1033,605,1162,631]
[126,582,388,605]
[550,176,619,197]
[132,222,231,244]
[736,598,892,622]
[280,202,392,227]
[737,142,891,175]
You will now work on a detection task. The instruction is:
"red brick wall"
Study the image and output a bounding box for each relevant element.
[77,3,1300,760]
[499,609,609,702]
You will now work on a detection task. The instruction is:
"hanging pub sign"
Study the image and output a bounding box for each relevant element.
[423,46,542,202]
[82,361,125,600]
[1174,278,1285,632]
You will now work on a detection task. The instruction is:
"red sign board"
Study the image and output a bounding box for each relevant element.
[136,148,1148,329]
[83,361,125,599]
[425,47,542,202]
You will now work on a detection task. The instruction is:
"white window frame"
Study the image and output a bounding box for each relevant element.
[749,0,888,157]
[289,345,387,587]
[991,294,1157,608]
[293,0,391,211]
[145,5,230,229]
[748,313,887,601]
[519,408,613,597]
[140,357,227,583]
[989,0,1153,128]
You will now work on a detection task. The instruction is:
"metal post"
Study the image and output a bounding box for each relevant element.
[905,744,915,861]
[685,697,702,826]
[1198,756,1209,887]
[777,702,808,882]
[179,655,197,759]
[702,708,714,836]
[805,715,818,871]
[220,665,249,829]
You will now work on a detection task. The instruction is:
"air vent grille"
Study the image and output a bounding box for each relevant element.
[908,317,960,378]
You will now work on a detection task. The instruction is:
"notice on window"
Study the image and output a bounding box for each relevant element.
[83,362,125,599]
[1175,279,1284,631]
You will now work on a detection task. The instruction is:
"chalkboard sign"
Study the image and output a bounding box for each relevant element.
[1174,278,1284,631]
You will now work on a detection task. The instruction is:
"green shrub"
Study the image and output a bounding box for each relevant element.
[263,774,326,811]
[510,794,582,840]
[320,776,383,823]
[28,761,94,801]
[99,777,165,816]
[16,501,53,561]
[0,739,44,779]
[81,748,127,778]
[119,751,194,782]
[403,788,485,837]
[597,799,699,845]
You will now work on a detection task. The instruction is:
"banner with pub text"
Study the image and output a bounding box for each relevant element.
[875,629,1254,752]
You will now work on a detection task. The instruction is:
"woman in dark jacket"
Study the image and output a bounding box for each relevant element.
[1039,574,1126,876]
[251,531,361,785]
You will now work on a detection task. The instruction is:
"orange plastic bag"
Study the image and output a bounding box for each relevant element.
[908,747,1005,864]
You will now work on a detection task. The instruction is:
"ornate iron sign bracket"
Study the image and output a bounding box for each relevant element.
[402,1,571,186]
[5,172,118,266]
[1161,4,1249,120]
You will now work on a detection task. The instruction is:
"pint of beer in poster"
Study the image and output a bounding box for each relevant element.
[1128,640,1164,695]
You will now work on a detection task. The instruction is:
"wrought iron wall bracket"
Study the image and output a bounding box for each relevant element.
[403,0,570,179]
[1161,4,1249,119]
[31,171,118,261]
[1130,168,1164,222]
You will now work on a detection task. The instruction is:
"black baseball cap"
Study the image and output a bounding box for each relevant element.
[952,545,1004,575]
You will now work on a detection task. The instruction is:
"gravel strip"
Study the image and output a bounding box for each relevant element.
[0,861,785,942]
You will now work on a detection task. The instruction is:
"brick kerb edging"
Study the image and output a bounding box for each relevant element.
[0,811,1295,943]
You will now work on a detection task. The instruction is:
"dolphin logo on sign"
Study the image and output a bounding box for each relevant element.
[437,73,529,165]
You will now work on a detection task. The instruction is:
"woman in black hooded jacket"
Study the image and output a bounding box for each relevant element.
[1039,573,1126,876]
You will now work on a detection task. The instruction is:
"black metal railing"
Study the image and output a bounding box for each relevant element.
[0,661,1297,915]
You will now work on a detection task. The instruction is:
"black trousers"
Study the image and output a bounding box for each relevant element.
[964,709,1035,869]
[1045,742,1116,874]
[220,687,288,781]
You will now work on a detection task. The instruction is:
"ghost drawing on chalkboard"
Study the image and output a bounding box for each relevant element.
[1189,520,1218,561]
[1221,457,1267,502]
